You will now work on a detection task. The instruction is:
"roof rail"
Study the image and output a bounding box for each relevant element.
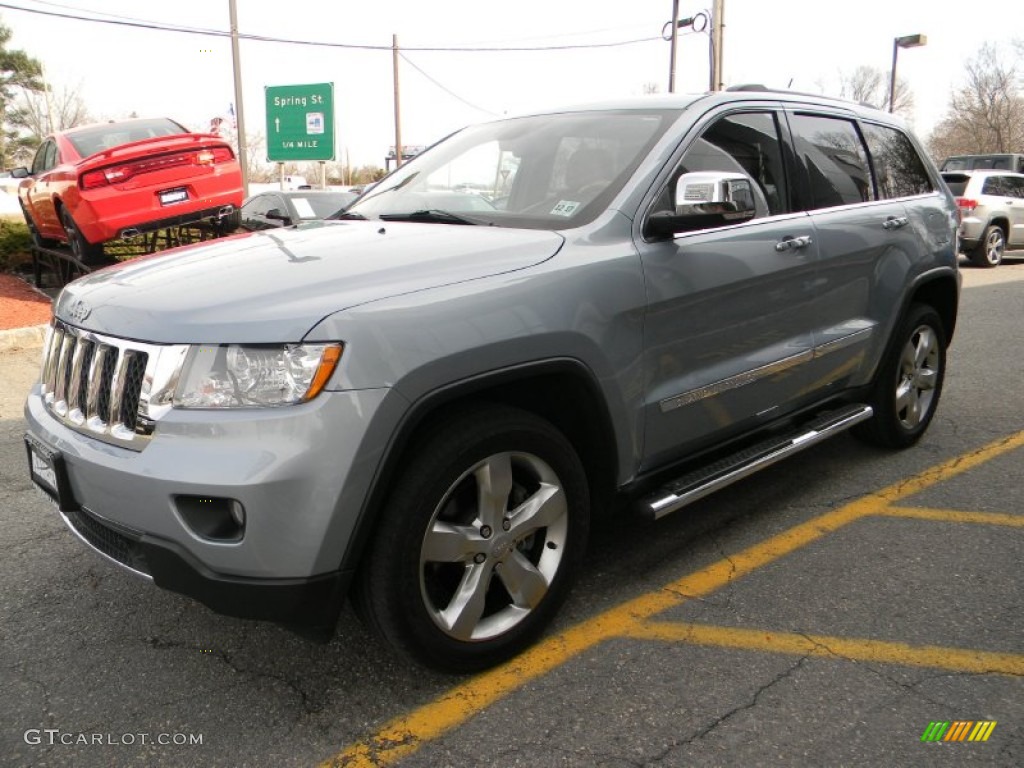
[723,84,878,110]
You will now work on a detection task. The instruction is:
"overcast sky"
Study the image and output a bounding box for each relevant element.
[2,0,1021,169]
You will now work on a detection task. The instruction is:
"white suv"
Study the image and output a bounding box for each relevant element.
[942,170,1024,267]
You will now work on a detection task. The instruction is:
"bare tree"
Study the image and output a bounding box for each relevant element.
[10,81,90,140]
[927,43,1024,159]
[837,65,913,115]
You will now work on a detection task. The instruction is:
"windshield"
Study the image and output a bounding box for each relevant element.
[347,109,678,229]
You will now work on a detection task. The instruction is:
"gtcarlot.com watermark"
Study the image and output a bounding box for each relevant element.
[24,729,203,747]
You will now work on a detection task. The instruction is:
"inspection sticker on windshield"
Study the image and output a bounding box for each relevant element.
[550,200,581,217]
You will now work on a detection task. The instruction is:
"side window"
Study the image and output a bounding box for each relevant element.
[1007,176,1024,198]
[31,141,54,175]
[674,111,788,218]
[981,176,1009,196]
[861,123,934,199]
[789,114,873,209]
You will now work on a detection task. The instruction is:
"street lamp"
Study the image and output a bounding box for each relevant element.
[889,33,926,113]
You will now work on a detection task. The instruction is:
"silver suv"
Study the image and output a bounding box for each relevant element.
[942,169,1024,267]
[25,89,960,671]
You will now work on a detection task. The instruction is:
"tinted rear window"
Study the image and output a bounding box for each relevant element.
[941,173,970,196]
[861,122,933,198]
[67,118,188,158]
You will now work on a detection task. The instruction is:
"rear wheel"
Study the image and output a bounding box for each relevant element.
[853,303,946,448]
[969,224,1005,268]
[353,404,590,672]
[214,209,241,236]
[60,207,105,265]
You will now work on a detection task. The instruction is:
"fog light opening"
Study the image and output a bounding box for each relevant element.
[174,495,246,542]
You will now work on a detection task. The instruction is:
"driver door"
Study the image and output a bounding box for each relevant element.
[636,109,819,469]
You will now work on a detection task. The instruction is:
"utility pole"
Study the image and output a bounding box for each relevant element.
[392,34,403,169]
[711,0,725,91]
[228,0,249,195]
[668,0,680,93]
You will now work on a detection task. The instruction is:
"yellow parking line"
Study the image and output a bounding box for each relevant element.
[625,621,1024,676]
[877,506,1024,527]
[322,430,1024,768]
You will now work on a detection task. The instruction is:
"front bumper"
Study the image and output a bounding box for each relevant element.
[25,384,392,625]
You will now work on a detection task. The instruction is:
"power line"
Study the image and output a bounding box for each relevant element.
[0,1,662,53]
[398,52,500,117]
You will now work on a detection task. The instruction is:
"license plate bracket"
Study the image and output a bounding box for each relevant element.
[25,435,78,512]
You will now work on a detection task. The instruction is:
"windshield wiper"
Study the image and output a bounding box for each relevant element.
[378,209,484,225]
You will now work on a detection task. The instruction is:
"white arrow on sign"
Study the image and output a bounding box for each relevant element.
[275,117,281,133]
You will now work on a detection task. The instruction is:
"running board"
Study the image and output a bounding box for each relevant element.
[638,404,873,520]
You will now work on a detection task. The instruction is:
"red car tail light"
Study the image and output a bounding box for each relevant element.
[955,197,978,212]
[195,147,235,165]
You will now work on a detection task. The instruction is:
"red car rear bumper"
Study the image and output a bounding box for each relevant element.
[73,168,242,243]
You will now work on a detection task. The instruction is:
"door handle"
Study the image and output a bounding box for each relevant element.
[775,235,813,252]
[882,216,909,230]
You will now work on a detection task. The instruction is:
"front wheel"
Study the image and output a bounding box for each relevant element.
[969,224,1004,268]
[353,405,590,672]
[853,303,946,449]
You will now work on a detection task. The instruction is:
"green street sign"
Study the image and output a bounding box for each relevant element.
[265,82,335,162]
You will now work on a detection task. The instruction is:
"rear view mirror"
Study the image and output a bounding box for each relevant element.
[266,208,291,224]
[646,171,758,238]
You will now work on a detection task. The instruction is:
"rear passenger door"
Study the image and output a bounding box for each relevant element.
[785,111,938,396]
[997,175,1024,246]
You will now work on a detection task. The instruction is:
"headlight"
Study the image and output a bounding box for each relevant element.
[174,343,343,408]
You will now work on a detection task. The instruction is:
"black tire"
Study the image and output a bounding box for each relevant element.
[352,404,590,672]
[19,201,59,248]
[969,224,1005,268]
[60,207,105,265]
[853,303,946,449]
[214,209,241,236]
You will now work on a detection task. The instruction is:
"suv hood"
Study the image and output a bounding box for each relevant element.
[54,221,564,343]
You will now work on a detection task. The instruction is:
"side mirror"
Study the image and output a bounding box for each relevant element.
[10,167,29,179]
[646,171,758,238]
[265,208,292,224]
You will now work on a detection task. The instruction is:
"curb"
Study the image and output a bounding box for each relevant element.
[0,323,48,352]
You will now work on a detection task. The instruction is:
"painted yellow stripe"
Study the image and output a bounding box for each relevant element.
[625,622,1024,676]
[323,430,1024,767]
[871,430,1024,505]
[878,506,1024,527]
[979,721,997,741]
[968,721,987,741]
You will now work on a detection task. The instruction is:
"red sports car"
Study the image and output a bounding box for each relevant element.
[16,117,243,263]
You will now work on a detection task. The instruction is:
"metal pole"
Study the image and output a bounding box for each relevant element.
[228,0,249,196]
[711,0,725,91]
[392,34,403,168]
[668,0,679,93]
[888,39,899,113]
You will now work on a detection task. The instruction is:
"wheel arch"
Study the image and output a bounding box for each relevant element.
[906,269,959,345]
[340,358,619,577]
[986,216,1009,236]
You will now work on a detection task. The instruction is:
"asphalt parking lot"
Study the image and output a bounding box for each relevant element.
[1,262,1022,768]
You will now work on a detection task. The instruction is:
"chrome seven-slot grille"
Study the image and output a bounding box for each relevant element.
[39,321,187,450]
